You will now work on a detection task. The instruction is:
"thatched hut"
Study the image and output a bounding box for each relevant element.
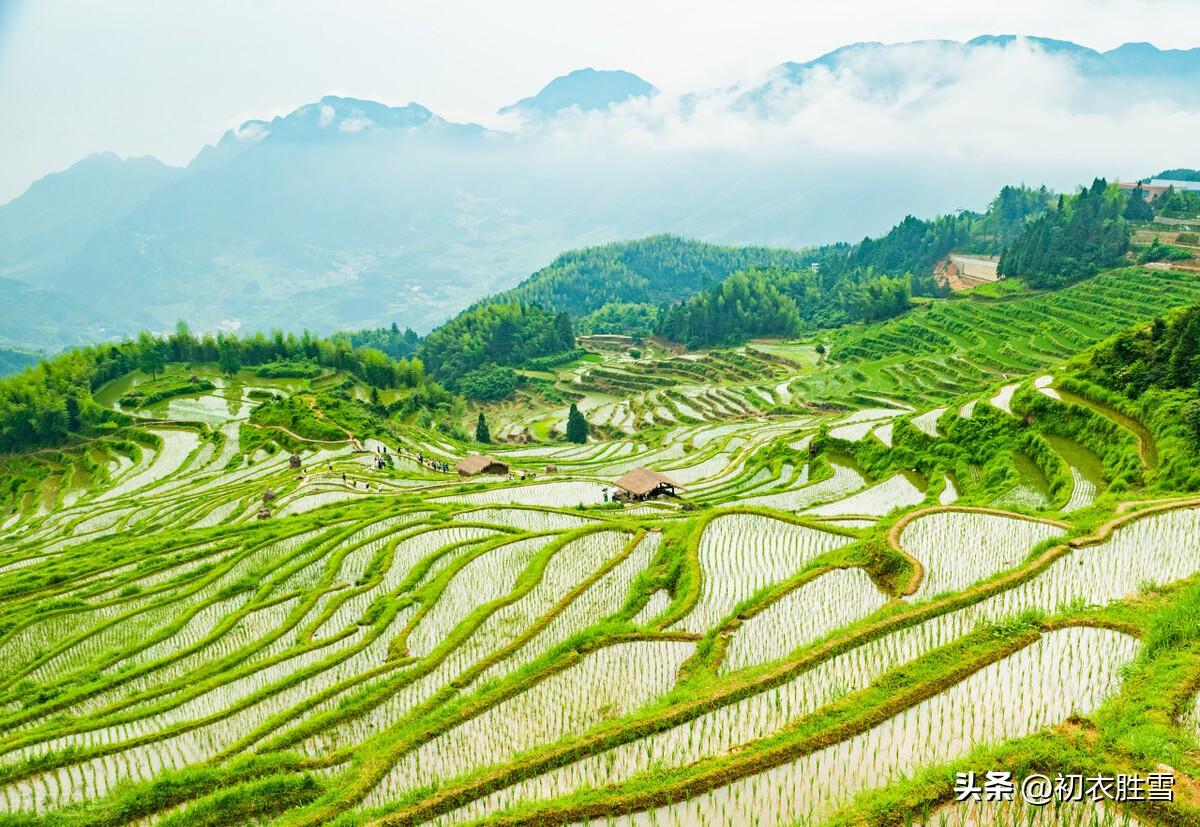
[289,453,303,469]
[457,454,509,477]
[613,468,682,501]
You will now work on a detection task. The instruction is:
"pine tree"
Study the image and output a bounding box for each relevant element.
[475,411,490,443]
[566,403,588,443]
[554,312,575,350]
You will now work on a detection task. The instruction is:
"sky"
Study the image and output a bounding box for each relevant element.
[1,0,1199,202]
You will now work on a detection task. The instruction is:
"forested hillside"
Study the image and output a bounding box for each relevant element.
[998,178,1130,288]
[337,324,422,360]
[482,235,814,327]
[0,326,427,453]
[431,184,1051,352]
[655,266,915,347]
[418,303,577,399]
[652,205,988,347]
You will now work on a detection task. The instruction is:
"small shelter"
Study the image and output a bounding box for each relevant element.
[289,454,303,470]
[457,454,509,477]
[613,468,682,501]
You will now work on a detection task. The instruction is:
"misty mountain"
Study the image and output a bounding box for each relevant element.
[2,36,1197,352]
[747,35,1200,113]
[0,347,38,377]
[498,68,657,119]
[0,152,183,281]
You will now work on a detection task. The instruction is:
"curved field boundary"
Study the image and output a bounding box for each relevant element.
[333,498,1200,826]
[452,623,1142,827]
[254,526,620,755]
[364,630,1044,827]
[0,521,441,782]
[1053,385,1158,470]
[654,506,863,631]
[888,505,1071,596]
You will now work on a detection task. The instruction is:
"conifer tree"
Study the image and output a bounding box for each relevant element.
[475,411,490,443]
[566,403,588,443]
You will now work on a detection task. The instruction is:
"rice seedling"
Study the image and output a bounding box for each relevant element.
[671,514,856,633]
[434,480,609,508]
[6,336,1200,827]
[451,507,597,532]
[918,798,1140,826]
[902,512,1065,600]
[803,472,925,518]
[361,640,694,808]
[558,628,1138,827]
[721,568,887,672]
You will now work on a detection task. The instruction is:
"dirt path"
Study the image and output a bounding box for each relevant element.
[303,395,358,441]
[250,423,352,447]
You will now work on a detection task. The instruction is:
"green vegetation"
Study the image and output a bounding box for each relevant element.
[654,185,1058,348]
[1153,168,1200,182]
[1137,238,1194,264]
[117,375,216,409]
[9,174,1200,827]
[0,325,427,453]
[656,266,916,347]
[799,266,1200,409]
[419,303,575,399]
[999,178,1130,289]
[337,322,422,360]
[1153,187,1200,219]
[254,359,326,379]
[483,234,813,319]
[565,403,588,443]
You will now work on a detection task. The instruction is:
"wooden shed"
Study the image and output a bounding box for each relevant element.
[457,454,509,477]
[613,468,682,501]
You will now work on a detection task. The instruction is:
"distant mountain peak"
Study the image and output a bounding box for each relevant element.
[499,68,657,118]
[269,96,439,138]
[188,96,465,170]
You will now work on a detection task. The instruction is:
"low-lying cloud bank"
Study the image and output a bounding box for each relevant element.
[525,37,1197,174]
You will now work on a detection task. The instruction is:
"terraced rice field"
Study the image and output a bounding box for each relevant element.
[797,267,1200,408]
[2,290,1197,825]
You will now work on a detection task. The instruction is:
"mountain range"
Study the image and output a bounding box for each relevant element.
[1,36,1198,353]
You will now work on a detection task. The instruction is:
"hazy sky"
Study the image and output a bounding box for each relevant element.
[1,0,1198,202]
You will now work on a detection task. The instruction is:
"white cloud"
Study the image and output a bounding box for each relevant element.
[234,122,269,142]
[522,37,1200,174]
[338,116,374,133]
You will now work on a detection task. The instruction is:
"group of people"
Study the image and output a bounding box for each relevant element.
[416,451,450,473]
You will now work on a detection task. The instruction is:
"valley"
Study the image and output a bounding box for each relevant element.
[3,256,1200,825]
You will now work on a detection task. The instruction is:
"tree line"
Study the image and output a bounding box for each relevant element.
[652,207,985,347]
[418,302,576,399]
[997,178,1130,290]
[649,185,1064,348]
